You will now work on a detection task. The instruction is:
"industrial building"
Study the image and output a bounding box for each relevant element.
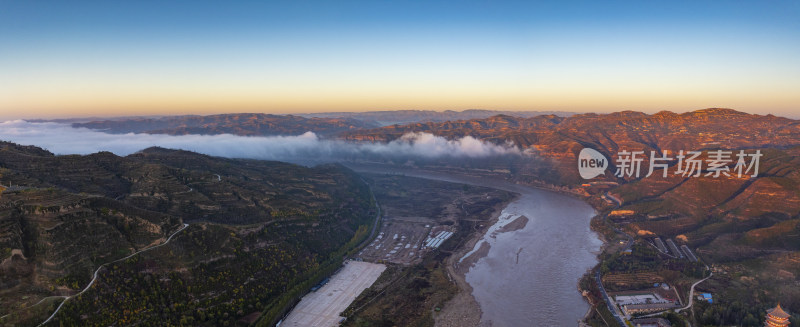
[681,245,698,262]
[423,230,453,249]
[621,302,680,316]
[654,238,668,253]
[665,239,683,258]
[614,291,679,317]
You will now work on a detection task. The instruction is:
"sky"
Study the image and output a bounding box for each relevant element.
[1,1,799,119]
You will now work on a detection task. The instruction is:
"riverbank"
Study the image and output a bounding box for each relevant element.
[346,163,604,326]
[421,170,611,326]
[435,194,516,327]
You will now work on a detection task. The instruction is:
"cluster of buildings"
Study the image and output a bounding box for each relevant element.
[613,290,680,316]
[695,293,712,304]
[653,237,697,262]
[423,230,453,249]
[602,235,794,326]
[615,291,792,326]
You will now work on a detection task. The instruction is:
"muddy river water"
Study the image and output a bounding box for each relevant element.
[348,164,602,326]
[462,185,602,326]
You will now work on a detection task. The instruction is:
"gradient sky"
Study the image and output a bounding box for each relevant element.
[1,1,799,119]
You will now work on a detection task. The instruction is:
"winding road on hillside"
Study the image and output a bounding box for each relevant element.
[676,268,713,313]
[37,223,190,326]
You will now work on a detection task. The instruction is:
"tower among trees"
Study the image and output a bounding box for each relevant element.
[765,303,791,327]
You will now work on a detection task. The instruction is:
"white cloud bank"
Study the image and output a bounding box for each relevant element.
[0,120,521,161]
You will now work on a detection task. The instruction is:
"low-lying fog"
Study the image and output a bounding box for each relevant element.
[0,120,526,164]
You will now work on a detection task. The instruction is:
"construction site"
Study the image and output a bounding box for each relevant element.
[357,219,455,265]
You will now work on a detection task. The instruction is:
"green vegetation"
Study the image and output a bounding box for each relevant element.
[600,243,706,284]
[256,224,371,326]
[579,272,623,327]
[342,257,457,327]
[0,142,376,326]
[659,312,687,327]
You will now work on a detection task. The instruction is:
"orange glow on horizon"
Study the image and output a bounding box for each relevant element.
[2,87,798,120]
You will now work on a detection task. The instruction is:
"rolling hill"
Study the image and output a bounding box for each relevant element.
[0,142,376,326]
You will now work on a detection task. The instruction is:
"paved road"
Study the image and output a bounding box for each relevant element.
[37,223,190,326]
[676,268,713,313]
[595,270,627,327]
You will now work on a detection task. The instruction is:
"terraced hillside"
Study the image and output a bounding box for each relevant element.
[344,108,800,154]
[343,109,800,324]
[0,189,183,318]
[0,142,376,326]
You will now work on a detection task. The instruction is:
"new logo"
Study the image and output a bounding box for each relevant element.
[578,148,608,179]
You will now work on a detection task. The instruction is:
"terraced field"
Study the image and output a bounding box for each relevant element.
[0,142,376,326]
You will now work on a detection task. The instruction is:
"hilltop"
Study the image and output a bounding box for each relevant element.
[0,142,376,326]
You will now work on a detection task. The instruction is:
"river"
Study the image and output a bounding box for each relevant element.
[347,164,602,326]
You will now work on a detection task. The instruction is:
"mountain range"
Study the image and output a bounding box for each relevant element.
[298,109,575,126]
[342,108,800,322]
[72,113,378,136]
[3,108,800,325]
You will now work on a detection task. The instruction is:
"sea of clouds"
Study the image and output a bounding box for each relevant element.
[0,120,522,162]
